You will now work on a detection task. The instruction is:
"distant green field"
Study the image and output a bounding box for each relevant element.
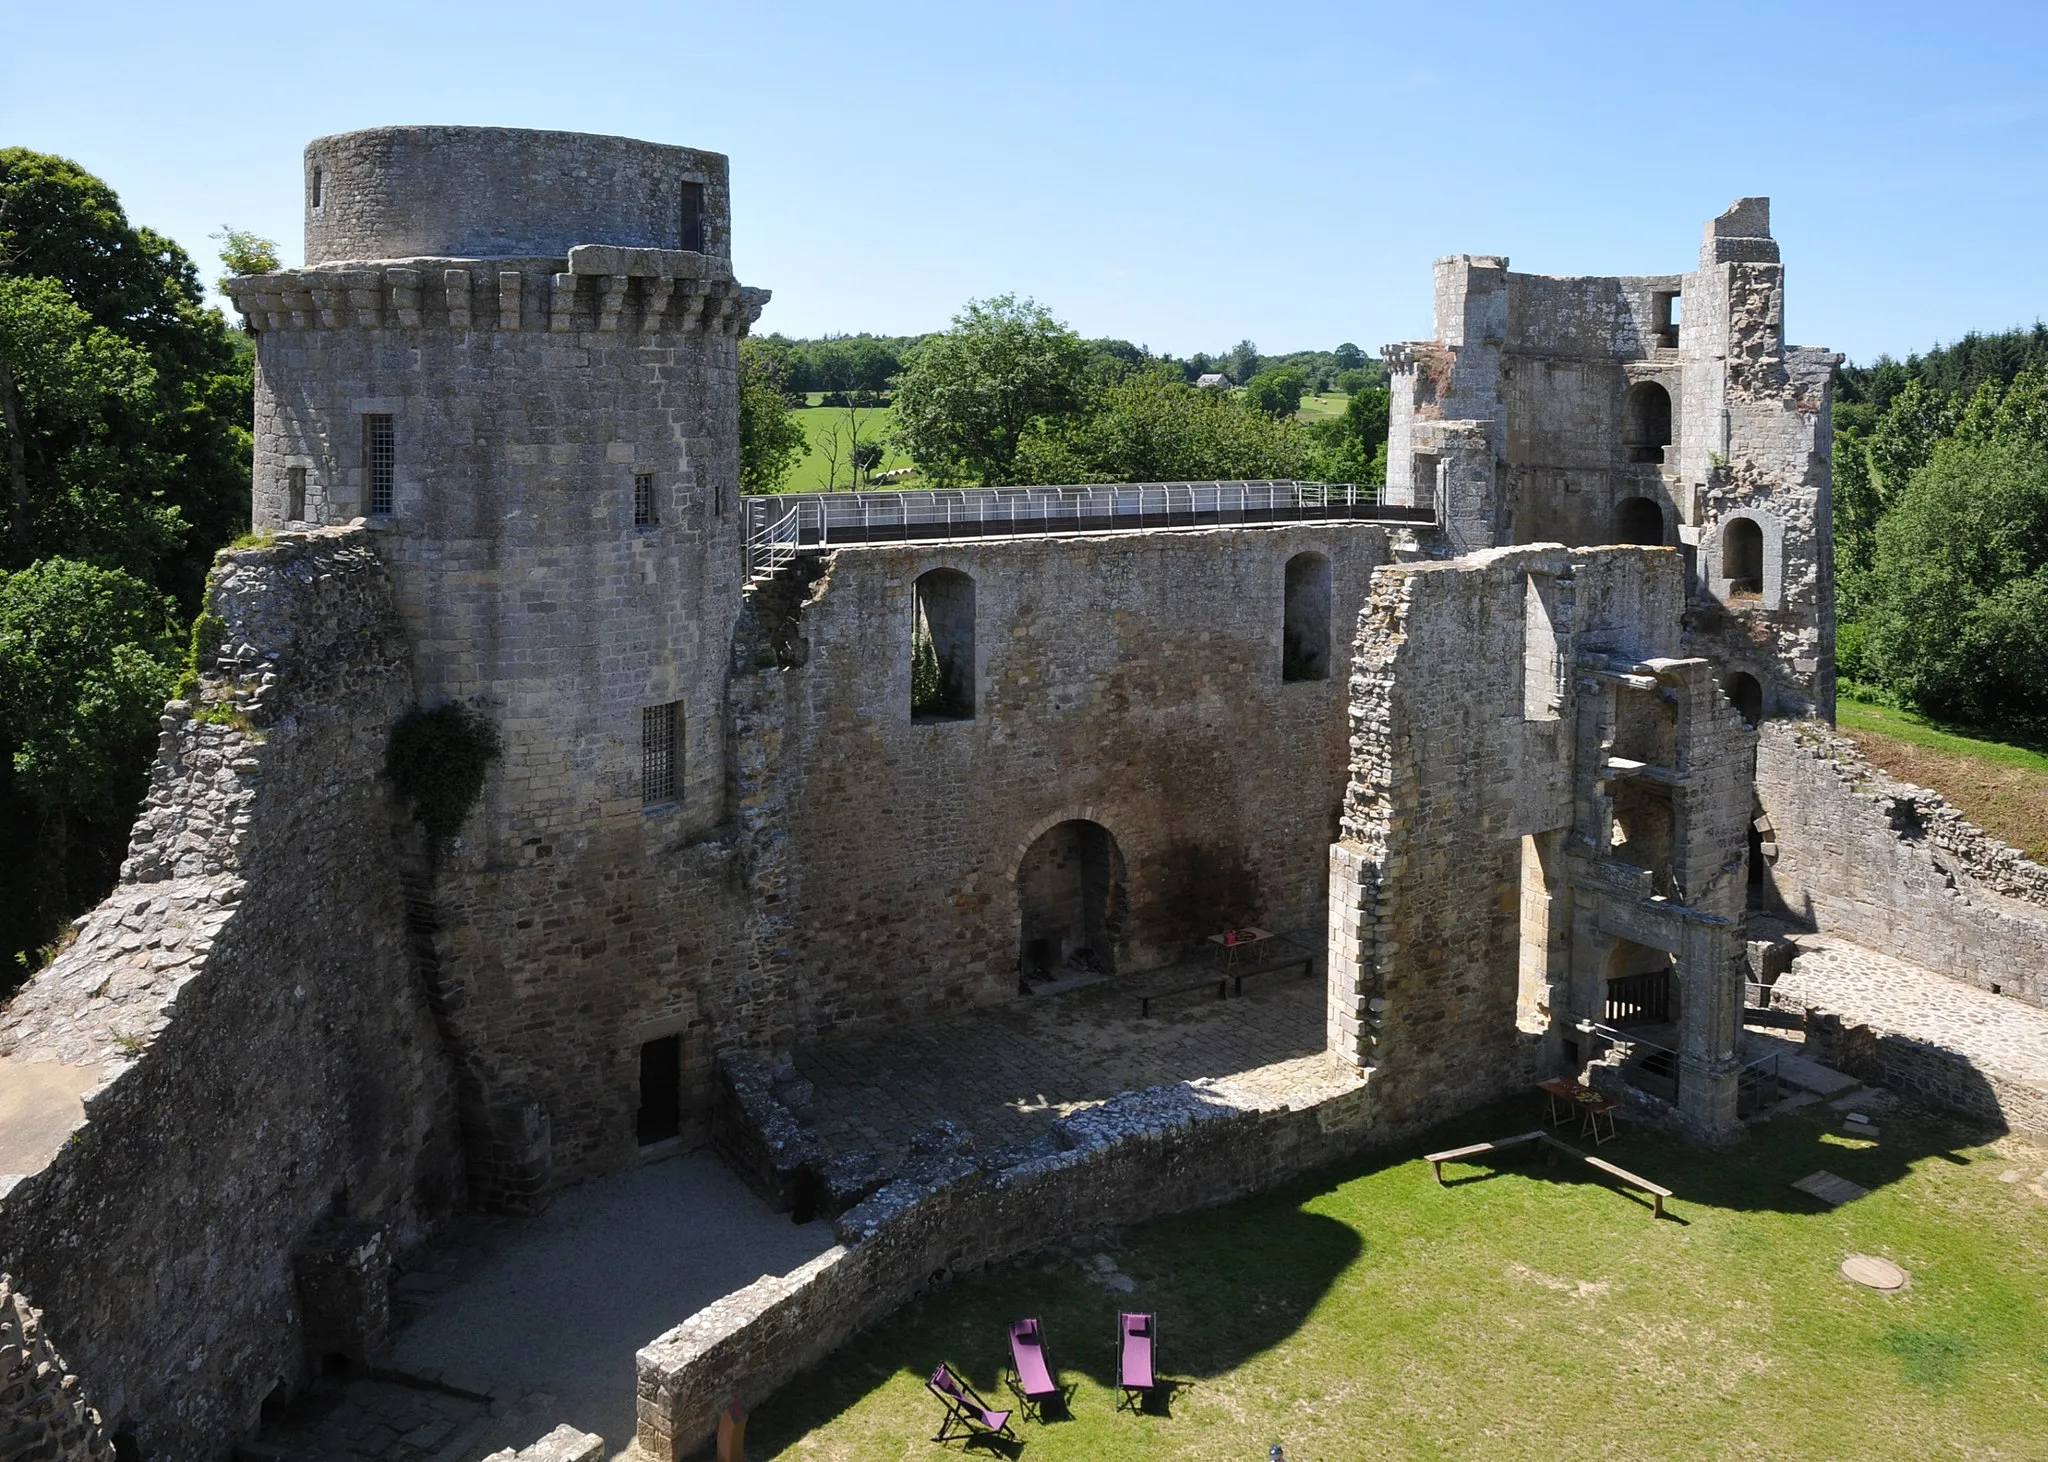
[784,404,916,492]
[1295,391,1349,422]
[1836,695,2048,774]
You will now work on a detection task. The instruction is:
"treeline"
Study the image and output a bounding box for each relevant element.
[740,299,1391,493]
[0,150,254,988]
[1834,323,2048,731]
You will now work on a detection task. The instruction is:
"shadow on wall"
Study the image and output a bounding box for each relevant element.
[1150,843,1264,960]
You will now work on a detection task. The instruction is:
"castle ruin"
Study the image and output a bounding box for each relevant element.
[3,128,2044,1462]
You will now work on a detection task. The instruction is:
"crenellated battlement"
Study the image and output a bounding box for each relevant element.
[226,258,768,337]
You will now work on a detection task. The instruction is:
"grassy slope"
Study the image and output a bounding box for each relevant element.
[748,1097,2048,1460]
[1294,392,1348,423]
[1837,696,2048,861]
[782,404,917,492]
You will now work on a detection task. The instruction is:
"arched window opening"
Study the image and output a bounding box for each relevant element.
[1282,552,1331,682]
[1722,518,1764,596]
[1613,496,1665,545]
[1624,381,1673,464]
[911,569,975,720]
[1018,820,1128,985]
[1724,671,1763,727]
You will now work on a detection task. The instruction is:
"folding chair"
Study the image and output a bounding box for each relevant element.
[1117,1311,1156,1412]
[928,1363,1014,1445]
[1005,1317,1060,1421]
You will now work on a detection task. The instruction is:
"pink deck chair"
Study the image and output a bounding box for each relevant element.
[927,1363,1014,1445]
[1005,1317,1061,1421]
[1117,1311,1156,1411]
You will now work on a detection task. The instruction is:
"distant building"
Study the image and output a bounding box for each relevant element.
[1195,372,1231,390]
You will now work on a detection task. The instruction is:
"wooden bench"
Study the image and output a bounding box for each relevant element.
[1423,1130,1545,1183]
[1137,954,1313,1016]
[1426,1131,1675,1218]
[1226,954,1313,996]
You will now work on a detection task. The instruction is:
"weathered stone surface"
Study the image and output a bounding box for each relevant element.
[0,1275,113,1462]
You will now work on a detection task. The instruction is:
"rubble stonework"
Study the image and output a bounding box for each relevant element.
[0,530,463,1460]
[1756,722,2048,1006]
[1383,199,1838,721]
[0,1276,113,1462]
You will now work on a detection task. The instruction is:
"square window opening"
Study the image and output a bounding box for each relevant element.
[634,473,657,528]
[641,701,680,806]
[363,414,394,516]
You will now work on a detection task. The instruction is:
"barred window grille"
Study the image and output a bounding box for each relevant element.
[641,702,680,805]
[634,472,657,528]
[286,467,307,521]
[364,414,395,515]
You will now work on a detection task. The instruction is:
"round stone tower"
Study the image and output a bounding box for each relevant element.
[227,128,770,1182]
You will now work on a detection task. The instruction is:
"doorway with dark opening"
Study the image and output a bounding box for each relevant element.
[1018,820,1128,990]
[637,1035,681,1146]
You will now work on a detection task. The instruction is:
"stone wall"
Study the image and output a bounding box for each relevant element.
[1756,721,2048,1006]
[1803,1013,2048,1139]
[0,529,464,1461]
[0,1275,113,1462]
[633,1073,1375,1461]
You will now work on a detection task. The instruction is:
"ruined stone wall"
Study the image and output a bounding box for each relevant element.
[0,530,463,1461]
[746,525,1386,1038]
[634,1074,1375,1461]
[1756,722,2048,1006]
[0,1275,113,1462]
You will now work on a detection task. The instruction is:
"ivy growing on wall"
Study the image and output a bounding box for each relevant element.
[387,702,502,844]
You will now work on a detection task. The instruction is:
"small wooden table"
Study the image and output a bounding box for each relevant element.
[1538,1078,1587,1129]
[1578,1093,1622,1146]
[1208,926,1275,979]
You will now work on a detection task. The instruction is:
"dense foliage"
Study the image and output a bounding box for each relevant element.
[1835,324,2048,731]
[0,150,252,985]
[738,338,807,492]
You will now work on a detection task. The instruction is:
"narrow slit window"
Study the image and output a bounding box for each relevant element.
[311,167,323,209]
[634,472,657,528]
[679,181,705,253]
[286,467,307,522]
[363,414,394,515]
[641,701,680,805]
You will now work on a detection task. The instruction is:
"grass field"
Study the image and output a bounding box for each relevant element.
[785,404,916,492]
[1837,695,2048,860]
[1294,392,1349,423]
[744,1096,2048,1460]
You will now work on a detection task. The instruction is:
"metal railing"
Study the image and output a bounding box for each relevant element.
[742,479,1435,577]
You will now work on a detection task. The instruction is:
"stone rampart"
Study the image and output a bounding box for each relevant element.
[1756,721,2048,1006]
[632,1071,1375,1460]
[0,1275,113,1462]
[0,528,463,1461]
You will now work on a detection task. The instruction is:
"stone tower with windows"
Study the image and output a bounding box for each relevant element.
[228,127,770,1187]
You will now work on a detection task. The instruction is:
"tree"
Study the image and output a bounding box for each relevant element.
[211,226,280,292]
[1,148,251,607]
[1862,435,2048,726]
[738,338,806,493]
[1334,342,1365,372]
[1224,339,1259,384]
[1311,383,1390,484]
[1242,367,1307,418]
[892,295,1092,485]
[0,558,179,988]
[1016,370,1316,484]
[1334,369,1369,396]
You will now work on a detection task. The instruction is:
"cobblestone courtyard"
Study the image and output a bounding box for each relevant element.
[792,938,1348,1166]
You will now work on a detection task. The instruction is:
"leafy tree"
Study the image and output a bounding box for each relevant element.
[1334,369,1369,396]
[1242,367,1307,418]
[1861,435,2048,726]
[1224,339,1259,384]
[0,558,179,987]
[1016,371,1316,484]
[211,226,280,292]
[738,337,807,493]
[1,148,252,607]
[1334,342,1365,372]
[892,295,1092,485]
[1311,383,1390,484]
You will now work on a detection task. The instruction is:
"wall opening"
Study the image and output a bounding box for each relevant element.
[637,1035,682,1145]
[1612,495,1664,545]
[1018,820,1128,983]
[1612,685,1678,768]
[641,701,680,806]
[633,472,657,528]
[1522,574,1561,721]
[1624,382,1673,464]
[911,569,975,721]
[1411,450,1440,501]
[362,414,394,515]
[1515,832,1561,1034]
[1653,291,1681,349]
[1610,783,1677,897]
[286,466,307,522]
[1722,517,1764,596]
[1604,940,1676,1026]
[1282,552,1331,682]
[1724,670,1763,727]
[679,181,705,252]
[310,167,323,210]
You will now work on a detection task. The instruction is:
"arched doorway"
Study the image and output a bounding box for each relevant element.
[1018,820,1128,983]
[1722,518,1764,596]
[1612,496,1665,545]
[1723,670,1763,727]
[1624,381,1673,464]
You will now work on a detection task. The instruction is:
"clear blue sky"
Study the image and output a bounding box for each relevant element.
[5,1,2043,364]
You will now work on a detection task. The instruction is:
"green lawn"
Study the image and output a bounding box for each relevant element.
[1837,695,2048,775]
[744,1096,2048,1460]
[784,404,916,492]
[1294,392,1349,423]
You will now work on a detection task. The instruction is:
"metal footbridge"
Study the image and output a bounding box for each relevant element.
[743,479,1434,578]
